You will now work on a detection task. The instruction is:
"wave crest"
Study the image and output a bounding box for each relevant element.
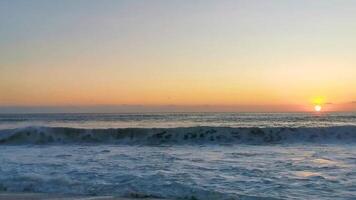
[0,126,355,145]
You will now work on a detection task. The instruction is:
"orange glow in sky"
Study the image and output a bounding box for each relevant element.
[1,1,356,112]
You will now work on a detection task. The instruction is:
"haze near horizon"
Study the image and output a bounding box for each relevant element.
[1,0,356,113]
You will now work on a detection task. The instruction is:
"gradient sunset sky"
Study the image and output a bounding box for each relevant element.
[1,0,356,112]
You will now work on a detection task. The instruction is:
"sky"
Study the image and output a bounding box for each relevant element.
[1,0,356,113]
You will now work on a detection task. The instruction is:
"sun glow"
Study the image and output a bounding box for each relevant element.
[314,105,322,112]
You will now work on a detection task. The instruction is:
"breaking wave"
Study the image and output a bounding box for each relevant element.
[0,126,355,145]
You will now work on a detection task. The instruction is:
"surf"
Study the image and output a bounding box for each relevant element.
[0,126,355,145]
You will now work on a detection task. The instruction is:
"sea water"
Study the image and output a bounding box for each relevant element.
[0,113,355,199]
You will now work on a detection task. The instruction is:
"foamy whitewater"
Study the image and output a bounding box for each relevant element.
[0,113,355,199]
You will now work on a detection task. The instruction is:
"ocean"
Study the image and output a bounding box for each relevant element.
[0,112,355,199]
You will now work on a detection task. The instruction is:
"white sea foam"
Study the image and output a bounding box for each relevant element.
[0,144,355,199]
[0,113,355,199]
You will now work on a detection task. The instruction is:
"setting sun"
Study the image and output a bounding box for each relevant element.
[1,1,356,200]
[314,105,322,112]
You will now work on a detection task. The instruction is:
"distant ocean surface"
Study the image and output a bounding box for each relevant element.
[0,112,355,199]
[1,112,356,129]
